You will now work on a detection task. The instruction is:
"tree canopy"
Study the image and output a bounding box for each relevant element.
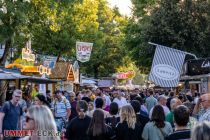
[126,0,210,74]
[0,0,130,78]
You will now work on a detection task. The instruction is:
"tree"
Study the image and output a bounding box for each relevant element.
[28,0,81,60]
[0,0,34,65]
[79,0,129,78]
[125,0,158,74]
[125,0,210,73]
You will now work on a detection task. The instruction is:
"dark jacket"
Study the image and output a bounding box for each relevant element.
[65,115,91,140]
[87,125,115,140]
[116,121,143,140]
[165,129,191,140]
[105,116,120,129]
[136,113,150,128]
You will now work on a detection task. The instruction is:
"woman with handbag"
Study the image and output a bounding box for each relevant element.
[142,105,173,140]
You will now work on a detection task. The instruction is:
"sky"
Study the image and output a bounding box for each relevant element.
[107,0,132,16]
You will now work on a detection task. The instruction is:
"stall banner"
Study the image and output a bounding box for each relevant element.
[76,41,93,62]
[37,54,57,69]
[149,45,186,87]
[22,40,35,62]
[0,44,5,59]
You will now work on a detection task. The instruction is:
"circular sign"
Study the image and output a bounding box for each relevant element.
[152,64,179,80]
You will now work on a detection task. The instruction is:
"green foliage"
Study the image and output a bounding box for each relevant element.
[0,0,130,78]
[126,0,210,74]
[79,0,129,78]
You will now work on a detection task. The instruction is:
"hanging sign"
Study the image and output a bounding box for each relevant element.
[22,40,35,62]
[114,71,135,79]
[37,54,57,69]
[0,43,5,59]
[184,58,210,76]
[76,41,93,62]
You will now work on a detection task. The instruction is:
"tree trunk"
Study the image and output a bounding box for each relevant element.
[93,65,99,79]
[0,39,11,66]
[0,80,8,106]
[0,39,11,105]
[56,53,61,62]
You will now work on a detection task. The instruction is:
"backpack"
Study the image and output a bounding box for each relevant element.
[53,98,67,115]
[5,101,22,116]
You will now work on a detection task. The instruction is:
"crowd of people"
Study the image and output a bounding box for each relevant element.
[0,88,210,140]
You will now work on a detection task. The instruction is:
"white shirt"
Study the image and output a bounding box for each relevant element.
[103,95,111,106]
[113,97,128,108]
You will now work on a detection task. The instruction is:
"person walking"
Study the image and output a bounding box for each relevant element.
[130,100,150,128]
[149,95,170,119]
[193,93,210,121]
[116,105,143,140]
[191,121,210,140]
[20,105,60,140]
[165,105,191,140]
[106,102,120,129]
[0,89,23,140]
[142,105,173,140]
[87,109,115,140]
[51,90,71,132]
[65,100,91,140]
[145,91,157,113]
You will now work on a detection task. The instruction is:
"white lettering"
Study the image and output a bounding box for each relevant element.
[201,61,210,68]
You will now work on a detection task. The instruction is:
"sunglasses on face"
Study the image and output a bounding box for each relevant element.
[26,116,34,122]
[14,95,21,98]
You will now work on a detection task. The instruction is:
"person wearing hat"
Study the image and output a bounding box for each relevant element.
[51,90,71,132]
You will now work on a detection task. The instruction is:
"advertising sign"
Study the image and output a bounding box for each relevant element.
[184,58,210,76]
[37,55,57,69]
[115,71,135,79]
[22,40,36,62]
[76,41,93,62]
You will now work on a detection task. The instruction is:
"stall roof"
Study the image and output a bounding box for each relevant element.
[26,76,60,84]
[0,68,59,83]
[181,74,210,80]
[0,72,30,80]
[50,62,75,81]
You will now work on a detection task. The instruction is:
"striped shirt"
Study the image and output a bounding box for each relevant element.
[51,98,71,118]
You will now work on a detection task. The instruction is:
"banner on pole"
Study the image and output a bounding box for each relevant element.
[149,45,186,87]
[76,41,93,62]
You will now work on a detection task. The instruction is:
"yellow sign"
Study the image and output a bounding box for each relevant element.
[21,66,39,73]
[38,65,51,75]
[6,45,52,75]
[22,48,35,62]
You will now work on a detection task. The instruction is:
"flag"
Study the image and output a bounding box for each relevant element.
[149,45,186,87]
[76,41,93,62]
